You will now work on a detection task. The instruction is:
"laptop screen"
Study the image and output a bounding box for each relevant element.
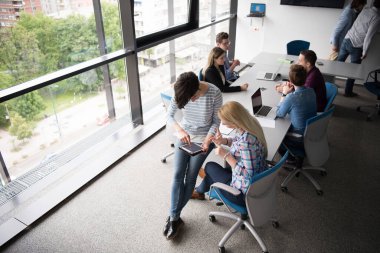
[251,89,263,114]
[250,3,266,14]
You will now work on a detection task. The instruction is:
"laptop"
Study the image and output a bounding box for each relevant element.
[247,3,266,17]
[251,88,277,120]
[256,70,279,81]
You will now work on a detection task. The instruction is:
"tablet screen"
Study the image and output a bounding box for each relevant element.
[179,143,203,156]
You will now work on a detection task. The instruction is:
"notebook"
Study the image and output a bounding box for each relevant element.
[251,88,277,120]
[247,3,266,17]
[256,71,279,81]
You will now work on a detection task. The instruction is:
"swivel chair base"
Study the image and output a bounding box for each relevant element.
[208,211,278,253]
[281,164,326,196]
[356,102,380,121]
[161,143,175,163]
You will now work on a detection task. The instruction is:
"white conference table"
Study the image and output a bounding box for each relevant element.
[249,51,365,81]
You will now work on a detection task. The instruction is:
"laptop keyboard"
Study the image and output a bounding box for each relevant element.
[258,105,272,116]
[264,73,273,79]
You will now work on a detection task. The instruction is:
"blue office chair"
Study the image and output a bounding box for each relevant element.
[198,68,204,81]
[356,68,380,121]
[286,40,310,56]
[207,152,289,253]
[160,92,182,163]
[324,82,338,112]
[281,106,335,195]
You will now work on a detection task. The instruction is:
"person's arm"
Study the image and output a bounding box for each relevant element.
[205,67,242,92]
[167,97,190,144]
[362,17,380,59]
[202,88,223,150]
[276,88,292,118]
[331,7,352,51]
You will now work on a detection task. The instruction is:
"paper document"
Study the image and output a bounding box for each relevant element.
[256,117,276,128]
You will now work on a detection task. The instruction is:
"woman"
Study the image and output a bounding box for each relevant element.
[163,71,223,240]
[192,101,268,206]
[330,0,367,60]
[204,47,248,92]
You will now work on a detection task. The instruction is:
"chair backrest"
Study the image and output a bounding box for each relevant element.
[160,92,182,142]
[198,68,204,81]
[324,82,338,111]
[304,106,334,167]
[286,40,310,56]
[245,151,289,227]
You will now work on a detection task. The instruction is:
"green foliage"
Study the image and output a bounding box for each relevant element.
[14,91,46,121]
[8,113,33,142]
[0,104,10,127]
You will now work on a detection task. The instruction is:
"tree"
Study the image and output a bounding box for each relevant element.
[9,113,33,143]
[14,91,46,121]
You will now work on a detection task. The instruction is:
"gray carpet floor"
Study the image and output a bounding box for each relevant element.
[2,82,380,253]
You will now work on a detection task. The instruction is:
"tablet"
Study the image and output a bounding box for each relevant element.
[179,143,203,156]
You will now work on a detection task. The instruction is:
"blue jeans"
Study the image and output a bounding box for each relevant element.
[196,162,245,206]
[337,38,363,95]
[169,140,214,220]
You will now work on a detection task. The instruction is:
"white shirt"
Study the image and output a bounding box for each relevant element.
[345,6,380,55]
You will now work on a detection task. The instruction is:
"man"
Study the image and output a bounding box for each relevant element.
[216,32,240,82]
[276,50,327,112]
[337,0,380,97]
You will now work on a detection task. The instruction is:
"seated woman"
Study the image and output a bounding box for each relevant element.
[203,47,248,93]
[192,101,267,206]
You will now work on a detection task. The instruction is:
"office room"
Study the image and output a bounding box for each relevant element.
[0,0,379,252]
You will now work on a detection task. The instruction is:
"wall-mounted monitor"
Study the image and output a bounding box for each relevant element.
[280,0,345,9]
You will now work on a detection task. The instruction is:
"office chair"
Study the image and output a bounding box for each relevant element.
[286,40,310,56]
[281,106,335,195]
[207,151,289,253]
[324,82,338,112]
[160,92,181,163]
[356,68,380,121]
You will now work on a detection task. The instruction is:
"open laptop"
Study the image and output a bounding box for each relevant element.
[251,88,277,120]
[247,3,266,17]
[256,70,279,81]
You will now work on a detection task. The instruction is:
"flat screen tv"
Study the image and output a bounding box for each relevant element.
[280,0,345,9]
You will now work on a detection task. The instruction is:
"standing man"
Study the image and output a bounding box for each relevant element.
[216,32,240,82]
[337,0,380,97]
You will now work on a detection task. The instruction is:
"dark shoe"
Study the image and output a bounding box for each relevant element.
[166,218,184,240]
[163,216,170,236]
[343,92,358,97]
[191,190,205,200]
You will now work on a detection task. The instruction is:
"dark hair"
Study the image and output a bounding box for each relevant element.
[216,32,229,44]
[174,72,200,109]
[300,49,317,66]
[351,0,367,9]
[374,0,380,8]
[289,64,307,86]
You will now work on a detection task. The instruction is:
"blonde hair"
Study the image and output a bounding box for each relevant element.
[203,47,225,77]
[218,101,268,157]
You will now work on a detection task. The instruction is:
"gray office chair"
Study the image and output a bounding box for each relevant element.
[281,106,334,195]
[160,92,181,163]
[207,152,289,253]
[356,68,380,121]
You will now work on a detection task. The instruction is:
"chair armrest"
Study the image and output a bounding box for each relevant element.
[210,182,240,196]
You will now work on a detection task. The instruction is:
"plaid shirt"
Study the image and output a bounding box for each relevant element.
[229,131,267,194]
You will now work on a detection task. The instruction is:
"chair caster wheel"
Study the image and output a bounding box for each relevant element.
[216,201,224,206]
[240,224,245,230]
[170,143,175,147]
[281,186,288,193]
[356,106,361,112]
[295,172,300,177]
[219,246,225,253]
[366,116,372,121]
[209,215,216,222]
[320,171,327,176]
[161,158,166,163]
[272,221,279,228]
[316,190,323,196]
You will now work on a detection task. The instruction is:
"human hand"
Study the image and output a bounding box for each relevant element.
[282,83,294,94]
[211,128,223,146]
[275,83,284,93]
[332,45,338,52]
[361,54,366,60]
[215,146,228,157]
[178,129,190,144]
[240,83,248,91]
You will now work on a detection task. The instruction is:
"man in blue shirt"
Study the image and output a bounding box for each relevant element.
[216,32,240,82]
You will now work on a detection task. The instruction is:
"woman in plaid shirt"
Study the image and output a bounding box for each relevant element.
[193,101,268,206]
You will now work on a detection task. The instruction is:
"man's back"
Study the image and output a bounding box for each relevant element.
[305,66,327,112]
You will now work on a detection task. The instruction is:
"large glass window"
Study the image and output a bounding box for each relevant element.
[199,0,231,25]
